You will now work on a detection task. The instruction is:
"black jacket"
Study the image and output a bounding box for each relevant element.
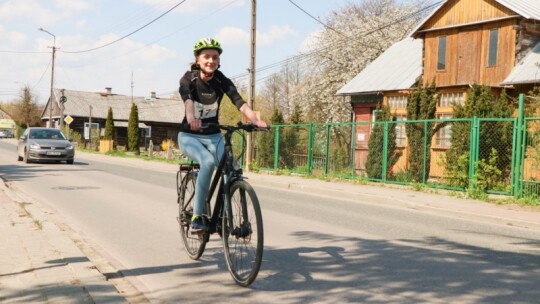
[179,69,245,134]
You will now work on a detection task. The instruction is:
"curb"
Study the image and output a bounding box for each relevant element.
[245,174,540,231]
[0,180,147,303]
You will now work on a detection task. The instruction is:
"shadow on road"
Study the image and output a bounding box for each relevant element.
[0,164,92,182]
[75,231,540,303]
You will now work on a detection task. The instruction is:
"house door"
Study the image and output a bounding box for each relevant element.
[457,27,481,84]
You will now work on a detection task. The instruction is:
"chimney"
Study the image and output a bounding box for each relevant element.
[150,91,156,99]
[105,87,112,95]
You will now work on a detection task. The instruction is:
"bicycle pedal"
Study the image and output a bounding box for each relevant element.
[190,229,206,235]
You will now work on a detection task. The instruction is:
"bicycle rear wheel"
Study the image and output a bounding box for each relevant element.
[222,180,263,287]
[178,173,207,260]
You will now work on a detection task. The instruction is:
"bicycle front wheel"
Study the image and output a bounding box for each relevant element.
[222,180,263,287]
[178,173,207,260]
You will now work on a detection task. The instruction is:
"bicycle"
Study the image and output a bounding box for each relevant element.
[176,122,265,287]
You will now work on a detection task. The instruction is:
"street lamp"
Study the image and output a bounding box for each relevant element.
[38,27,56,128]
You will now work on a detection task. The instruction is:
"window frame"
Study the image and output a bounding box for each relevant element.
[487,28,499,67]
[435,114,453,148]
[394,115,407,147]
[437,35,447,70]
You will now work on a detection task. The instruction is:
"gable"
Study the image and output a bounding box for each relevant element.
[421,0,517,31]
[412,0,540,36]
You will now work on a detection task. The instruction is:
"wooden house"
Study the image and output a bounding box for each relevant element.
[337,0,540,174]
[41,87,184,149]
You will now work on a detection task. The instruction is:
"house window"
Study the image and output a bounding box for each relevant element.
[143,126,152,138]
[436,114,452,147]
[488,28,498,66]
[438,92,464,108]
[388,95,408,109]
[372,109,383,122]
[395,115,406,147]
[437,36,447,70]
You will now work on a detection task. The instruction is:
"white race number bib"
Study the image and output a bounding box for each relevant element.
[194,101,218,119]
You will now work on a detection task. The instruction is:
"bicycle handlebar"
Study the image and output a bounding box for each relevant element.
[183,122,269,133]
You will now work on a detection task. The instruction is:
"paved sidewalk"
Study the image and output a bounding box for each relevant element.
[0,181,132,303]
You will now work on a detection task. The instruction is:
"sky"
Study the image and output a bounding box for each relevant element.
[0,0,358,104]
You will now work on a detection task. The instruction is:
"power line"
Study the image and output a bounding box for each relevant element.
[59,0,241,69]
[288,0,343,34]
[60,0,188,54]
[31,59,52,90]
[231,0,443,81]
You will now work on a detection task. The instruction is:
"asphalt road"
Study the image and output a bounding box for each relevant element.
[0,139,539,303]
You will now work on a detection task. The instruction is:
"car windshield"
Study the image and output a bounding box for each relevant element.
[29,129,66,140]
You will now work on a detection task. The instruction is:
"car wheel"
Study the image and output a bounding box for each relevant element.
[17,154,23,161]
[67,159,74,165]
[23,150,30,164]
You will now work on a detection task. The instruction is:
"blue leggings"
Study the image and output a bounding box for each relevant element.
[178,132,224,216]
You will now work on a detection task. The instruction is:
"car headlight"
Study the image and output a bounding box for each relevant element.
[66,144,74,150]
[29,143,40,149]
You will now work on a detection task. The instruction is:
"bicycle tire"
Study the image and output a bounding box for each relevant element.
[178,173,207,260]
[176,170,182,196]
[222,180,264,287]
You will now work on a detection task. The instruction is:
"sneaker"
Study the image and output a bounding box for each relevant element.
[191,216,208,234]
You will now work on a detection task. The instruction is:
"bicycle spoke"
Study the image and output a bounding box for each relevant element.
[223,180,263,287]
[179,172,207,260]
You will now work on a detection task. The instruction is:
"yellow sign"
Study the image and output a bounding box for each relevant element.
[64,115,74,125]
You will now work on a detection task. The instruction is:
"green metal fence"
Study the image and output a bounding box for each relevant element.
[521,117,540,199]
[246,94,538,200]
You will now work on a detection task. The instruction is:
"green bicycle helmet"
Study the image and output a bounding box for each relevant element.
[193,37,223,56]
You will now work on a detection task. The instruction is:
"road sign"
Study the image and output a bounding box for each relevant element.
[64,115,73,125]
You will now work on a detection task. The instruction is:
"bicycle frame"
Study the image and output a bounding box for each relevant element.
[204,128,244,235]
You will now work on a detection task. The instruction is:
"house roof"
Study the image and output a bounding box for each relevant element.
[501,41,540,85]
[336,37,423,96]
[46,89,184,124]
[496,0,540,20]
[411,0,540,35]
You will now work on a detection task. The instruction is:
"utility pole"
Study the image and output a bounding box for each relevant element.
[39,28,56,128]
[88,105,93,147]
[245,0,256,172]
[59,89,66,129]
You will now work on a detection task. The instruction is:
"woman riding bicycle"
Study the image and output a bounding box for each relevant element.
[178,37,267,233]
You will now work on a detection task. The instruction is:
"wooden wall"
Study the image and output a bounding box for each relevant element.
[423,19,517,86]
[422,0,517,29]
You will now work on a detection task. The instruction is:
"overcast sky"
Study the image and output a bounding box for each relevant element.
[0,0,357,104]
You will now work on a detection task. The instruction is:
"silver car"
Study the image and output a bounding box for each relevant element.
[17,127,75,164]
[0,129,13,138]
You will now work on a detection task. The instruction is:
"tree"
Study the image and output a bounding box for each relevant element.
[445,85,513,189]
[405,80,438,182]
[104,107,115,140]
[366,105,401,179]
[292,0,427,124]
[12,85,42,128]
[256,108,285,168]
[127,103,140,154]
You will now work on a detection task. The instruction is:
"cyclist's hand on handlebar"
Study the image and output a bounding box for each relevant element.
[187,118,202,131]
[253,120,268,130]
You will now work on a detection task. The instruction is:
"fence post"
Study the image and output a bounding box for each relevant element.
[422,120,428,184]
[468,116,479,186]
[307,123,314,174]
[273,126,280,170]
[513,93,525,197]
[382,121,389,182]
[351,121,356,177]
[325,124,331,176]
